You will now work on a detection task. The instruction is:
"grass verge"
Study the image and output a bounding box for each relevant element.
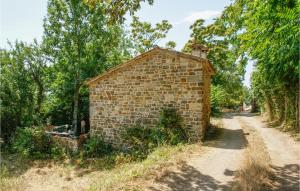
[0,175,25,191]
[266,119,300,142]
[0,165,25,191]
[88,143,201,191]
[234,121,274,191]
[0,143,201,191]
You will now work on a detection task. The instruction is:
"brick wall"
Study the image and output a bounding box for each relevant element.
[89,50,211,146]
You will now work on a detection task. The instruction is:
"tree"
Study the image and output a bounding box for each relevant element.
[43,0,131,135]
[84,0,154,23]
[204,0,299,129]
[130,16,173,53]
[0,39,50,142]
[183,18,247,112]
[0,49,24,142]
[19,40,48,115]
[225,0,299,129]
[165,41,176,49]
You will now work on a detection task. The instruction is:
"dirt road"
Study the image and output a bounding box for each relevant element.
[238,114,300,191]
[148,113,300,191]
[148,113,247,191]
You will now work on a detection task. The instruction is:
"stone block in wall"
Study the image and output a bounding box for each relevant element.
[189,103,202,111]
[88,48,213,146]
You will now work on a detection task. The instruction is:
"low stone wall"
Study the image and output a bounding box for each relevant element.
[52,134,88,152]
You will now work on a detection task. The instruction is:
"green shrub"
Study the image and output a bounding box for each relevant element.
[12,127,52,158]
[123,126,155,149]
[83,135,113,158]
[123,107,187,156]
[50,144,67,159]
[122,125,156,159]
[154,108,187,145]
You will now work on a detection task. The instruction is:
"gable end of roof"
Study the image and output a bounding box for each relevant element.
[86,47,215,86]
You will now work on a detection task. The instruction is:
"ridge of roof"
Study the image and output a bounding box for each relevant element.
[86,46,215,86]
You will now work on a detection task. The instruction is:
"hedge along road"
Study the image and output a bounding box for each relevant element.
[147,113,300,191]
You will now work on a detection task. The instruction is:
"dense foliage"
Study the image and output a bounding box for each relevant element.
[155,108,187,145]
[183,0,299,127]
[1,0,298,149]
[220,0,299,130]
[130,16,175,53]
[0,41,48,142]
[1,0,173,143]
[122,107,187,158]
[83,135,113,158]
[84,0,154,24]
[43,0,133,135]
[183,18,247,113]
[11,127,64,159]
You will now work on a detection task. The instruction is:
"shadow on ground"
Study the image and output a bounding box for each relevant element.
[204,127,248,150]
[148,162,233,191]
[272,163,300,191]
[0,153,35,177]
[222,112,259,119]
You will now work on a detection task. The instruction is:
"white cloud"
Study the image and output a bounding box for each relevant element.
[183,10,221,23]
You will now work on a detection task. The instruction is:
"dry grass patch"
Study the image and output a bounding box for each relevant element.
[0,144,201,191]
[0,153,29,191]
[234,121,274,191]
[89,119,222,191]
[0,176,26,191]
[0,117,224,191]
[0,165,26,191]
[88,143,202,191]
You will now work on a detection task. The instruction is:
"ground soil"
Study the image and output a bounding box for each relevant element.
[146,113,246,191]
[145,113,300,191]
[238,114,300,191]
[3,113,299,191]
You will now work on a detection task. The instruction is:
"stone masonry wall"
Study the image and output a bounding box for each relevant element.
[89,50,210,146]
[202,67,212,135]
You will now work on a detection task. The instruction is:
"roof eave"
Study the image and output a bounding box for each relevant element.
[86,47,215,86]
[86,47,161,86]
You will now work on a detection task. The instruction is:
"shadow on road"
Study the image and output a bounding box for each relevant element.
[148,161,233,191]
[205,127,248,150]
[222,112,259,119]
[272,163,300,191]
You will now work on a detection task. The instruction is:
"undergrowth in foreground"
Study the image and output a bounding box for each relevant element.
[88,143,199,191]
[0,156,27,191]
[234,123,274,191]
[0,175,24,191]
[1,107,192,191]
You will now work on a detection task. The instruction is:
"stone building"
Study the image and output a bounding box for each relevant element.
[87,45,215,146]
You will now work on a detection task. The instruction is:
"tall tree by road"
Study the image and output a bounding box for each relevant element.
[43,0,131,135]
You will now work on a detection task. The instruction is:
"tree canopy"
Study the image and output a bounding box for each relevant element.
[130,16,175,53]
[1,0,298,143]
[0,0,171,140]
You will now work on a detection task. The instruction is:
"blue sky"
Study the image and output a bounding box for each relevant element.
[132,0,229,49]
[0,0,252,87]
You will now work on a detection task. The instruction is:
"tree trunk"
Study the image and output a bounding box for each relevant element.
[251,98,257,113]
[296,87,299,131]
[35,82,44,114]
[282,89,291,130]
[273,92,284,123]
[264,95,274,121]
[72,84,80,136]
[277,96,285,123]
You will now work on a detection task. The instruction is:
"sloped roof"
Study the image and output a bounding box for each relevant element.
[86,46,215,86]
